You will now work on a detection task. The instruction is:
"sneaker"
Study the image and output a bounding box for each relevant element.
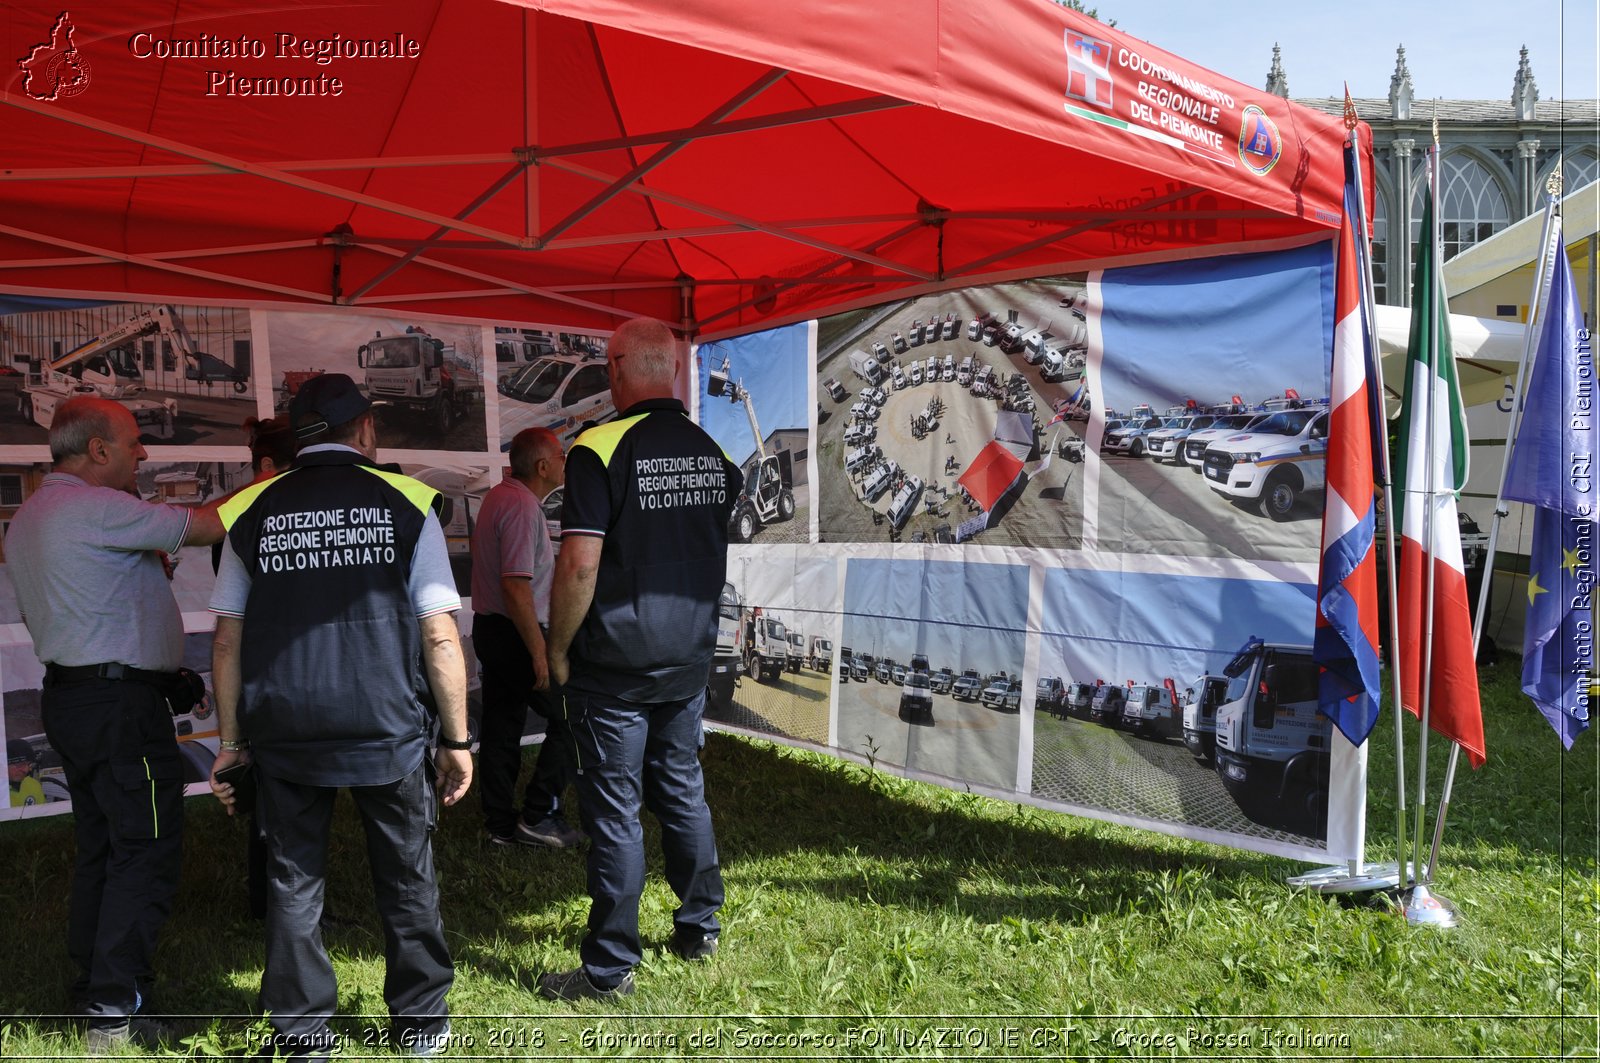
[537,967,635,1002]
[87,1015,173,1054]
[667,928,719,961]
[486,830,516,847]
[515,817,586,849]
[399,1020,452,1058]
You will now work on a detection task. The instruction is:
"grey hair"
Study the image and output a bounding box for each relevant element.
[508,427,560,479]
[609,317,678,387]
[49,397,119,463]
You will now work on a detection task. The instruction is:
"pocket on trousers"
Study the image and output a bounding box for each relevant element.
[564,695,606,773]
[109,754,182,840]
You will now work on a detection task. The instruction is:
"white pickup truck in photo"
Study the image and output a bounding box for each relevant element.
[1201,407,1328,521]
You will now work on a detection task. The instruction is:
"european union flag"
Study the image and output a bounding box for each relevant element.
[1504,239,1594,748]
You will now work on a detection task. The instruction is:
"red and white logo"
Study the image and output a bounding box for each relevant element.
[18,11,92,101]
[1064,30,1113,109]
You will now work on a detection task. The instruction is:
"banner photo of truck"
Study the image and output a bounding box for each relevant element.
[263,310,488,452]
[703,548,840,749]
[834,558,1028,795]
[1088,243,1332,562]
[0,299,258,447]
[1030,566,1359,857]
[816,280,1090,548]
[695,322,812,546]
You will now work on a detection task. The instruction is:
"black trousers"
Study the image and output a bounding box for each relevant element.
[565,689,723,983]
[41,677,184,1027]
[471,612,574,836]
[255,763,451,1055]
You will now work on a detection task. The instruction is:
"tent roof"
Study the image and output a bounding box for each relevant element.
[959,439,1024,512]
[0,0,1356,335]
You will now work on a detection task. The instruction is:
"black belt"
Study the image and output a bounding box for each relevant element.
[44,662,174,687]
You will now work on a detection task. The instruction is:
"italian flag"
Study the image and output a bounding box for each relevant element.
[1391,167,1486,768]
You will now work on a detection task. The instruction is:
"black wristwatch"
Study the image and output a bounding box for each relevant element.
[437,735,473,750]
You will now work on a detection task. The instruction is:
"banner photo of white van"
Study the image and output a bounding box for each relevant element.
[1031,565,1360,859]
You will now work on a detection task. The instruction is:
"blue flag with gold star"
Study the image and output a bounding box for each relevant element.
[1504,240,1594,748]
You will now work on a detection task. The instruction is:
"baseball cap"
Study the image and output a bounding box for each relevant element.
[7,738,36,764]
[289,373,372,438]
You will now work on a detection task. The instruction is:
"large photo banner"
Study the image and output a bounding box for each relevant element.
[694,238,1360,862]
[1,242,1363,862]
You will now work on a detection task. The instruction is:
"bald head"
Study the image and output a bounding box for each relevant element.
[51,397,132,463]
[607,317,680,408]
[50,396,146,492]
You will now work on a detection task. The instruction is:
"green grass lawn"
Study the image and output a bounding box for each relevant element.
[1,655,1595,1059]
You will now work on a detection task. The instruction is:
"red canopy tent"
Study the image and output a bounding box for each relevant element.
[0,0,1359,336]
[958,440,1025,514]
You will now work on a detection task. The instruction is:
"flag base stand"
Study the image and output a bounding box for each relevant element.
[1399,883,1461,928]
[1286,861,1413,894]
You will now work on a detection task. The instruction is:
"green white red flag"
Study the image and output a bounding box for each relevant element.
[1391,155,1486,768]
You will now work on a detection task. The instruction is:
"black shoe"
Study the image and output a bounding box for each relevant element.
[667,928,720,961]
[537,967,635,1001]
[86,1015,173,1054]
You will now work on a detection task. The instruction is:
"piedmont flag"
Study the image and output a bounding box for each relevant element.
[1314,146,1383,746]
[1391,162,1486,767]
[1503,238,1594,747]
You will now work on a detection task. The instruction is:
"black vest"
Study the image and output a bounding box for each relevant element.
[220,449,440,786]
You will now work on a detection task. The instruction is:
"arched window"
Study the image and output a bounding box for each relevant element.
[1371,185,1390,306]
[1557,152,1598,194]
[1411,152,1510,260]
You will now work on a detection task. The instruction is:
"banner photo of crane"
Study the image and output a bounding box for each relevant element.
[1030,565,1359,859]
[262,310,488,453]
[0,298,258,447]
[694,322,813,546]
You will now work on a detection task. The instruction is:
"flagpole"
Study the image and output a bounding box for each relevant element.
[1409,133,1442,896]
[1425,167,1565,882]
[1344,120,1413,887]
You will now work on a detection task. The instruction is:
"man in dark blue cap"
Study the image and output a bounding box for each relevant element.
[208,372,473,1059]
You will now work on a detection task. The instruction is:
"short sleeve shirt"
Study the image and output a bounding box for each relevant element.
[559,398,741,702]
[5,472,192,670]
[469,474,554,622]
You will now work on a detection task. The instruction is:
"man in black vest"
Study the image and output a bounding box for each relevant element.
[208,374,472,1058]
[540,317,741,1000]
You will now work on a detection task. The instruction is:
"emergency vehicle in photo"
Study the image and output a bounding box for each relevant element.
[1181,672,1231,763]
[1201,406,1328,521]
[1212,637,1331,838]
